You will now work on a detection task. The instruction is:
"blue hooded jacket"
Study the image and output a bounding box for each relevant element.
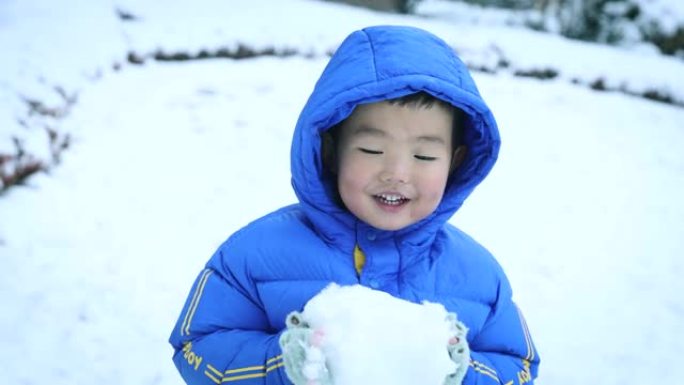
[170,25,539,385]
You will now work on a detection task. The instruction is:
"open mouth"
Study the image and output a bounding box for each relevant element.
[374,193,409,206]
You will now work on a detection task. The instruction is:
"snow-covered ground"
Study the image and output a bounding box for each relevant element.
[1,1,684,385]
[3,0,684,170]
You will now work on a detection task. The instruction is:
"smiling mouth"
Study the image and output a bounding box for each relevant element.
[374,193,410,206]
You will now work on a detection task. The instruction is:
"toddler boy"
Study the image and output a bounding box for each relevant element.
[170,25,540,385]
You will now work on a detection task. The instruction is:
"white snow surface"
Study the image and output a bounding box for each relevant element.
[299,284,454,385]
[636,0,684,33]
[3,0,684,161]
[1,1,684,385]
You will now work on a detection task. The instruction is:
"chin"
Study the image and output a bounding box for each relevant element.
[370,220,413,232]
[375,225,405,231]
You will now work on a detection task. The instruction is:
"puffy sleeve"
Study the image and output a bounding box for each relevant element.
[463,272,540,385]
[168,249,290,385]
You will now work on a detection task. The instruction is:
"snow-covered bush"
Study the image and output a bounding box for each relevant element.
[460,0,535,9]
[454,0,684,56]
[641,20,684,56]
[0,141,44,193]
[325,0,423,13]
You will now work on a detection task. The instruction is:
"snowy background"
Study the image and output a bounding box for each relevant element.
[1,0,683,384]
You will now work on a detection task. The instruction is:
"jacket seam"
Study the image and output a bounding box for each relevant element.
[362,29,379,82]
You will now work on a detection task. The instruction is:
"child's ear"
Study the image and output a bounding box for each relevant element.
[450,145,467,174]
[321,131,337,173]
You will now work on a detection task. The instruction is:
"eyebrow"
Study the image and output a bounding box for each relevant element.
[416,135,447,145]
[351,125,386,137]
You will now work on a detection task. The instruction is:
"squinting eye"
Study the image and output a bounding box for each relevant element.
[415,155,437,161]
[358,148,383,155]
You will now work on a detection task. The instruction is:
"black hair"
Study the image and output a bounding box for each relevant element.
[385,91,465,149]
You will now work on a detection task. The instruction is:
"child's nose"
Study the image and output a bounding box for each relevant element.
[379,155,410,184]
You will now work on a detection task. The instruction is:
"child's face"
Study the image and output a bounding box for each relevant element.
[335,101,455,231]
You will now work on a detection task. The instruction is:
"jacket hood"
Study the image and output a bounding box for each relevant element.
[290,25,500,250]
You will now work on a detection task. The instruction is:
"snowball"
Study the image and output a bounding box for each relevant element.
[300,284,454,385]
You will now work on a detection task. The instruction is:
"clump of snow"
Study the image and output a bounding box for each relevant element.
[300,284,454,385]
[636,0,684,35]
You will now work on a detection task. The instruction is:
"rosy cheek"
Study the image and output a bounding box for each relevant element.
[423,190,443,207]
[424,173,449,190]
[340,158,372,183]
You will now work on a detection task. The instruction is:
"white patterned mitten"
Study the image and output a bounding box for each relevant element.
[279,311,332,385]
[443,312,470,385]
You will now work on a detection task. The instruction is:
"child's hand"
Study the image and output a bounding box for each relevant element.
[444,313,470,385]
[279,311,332,385]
